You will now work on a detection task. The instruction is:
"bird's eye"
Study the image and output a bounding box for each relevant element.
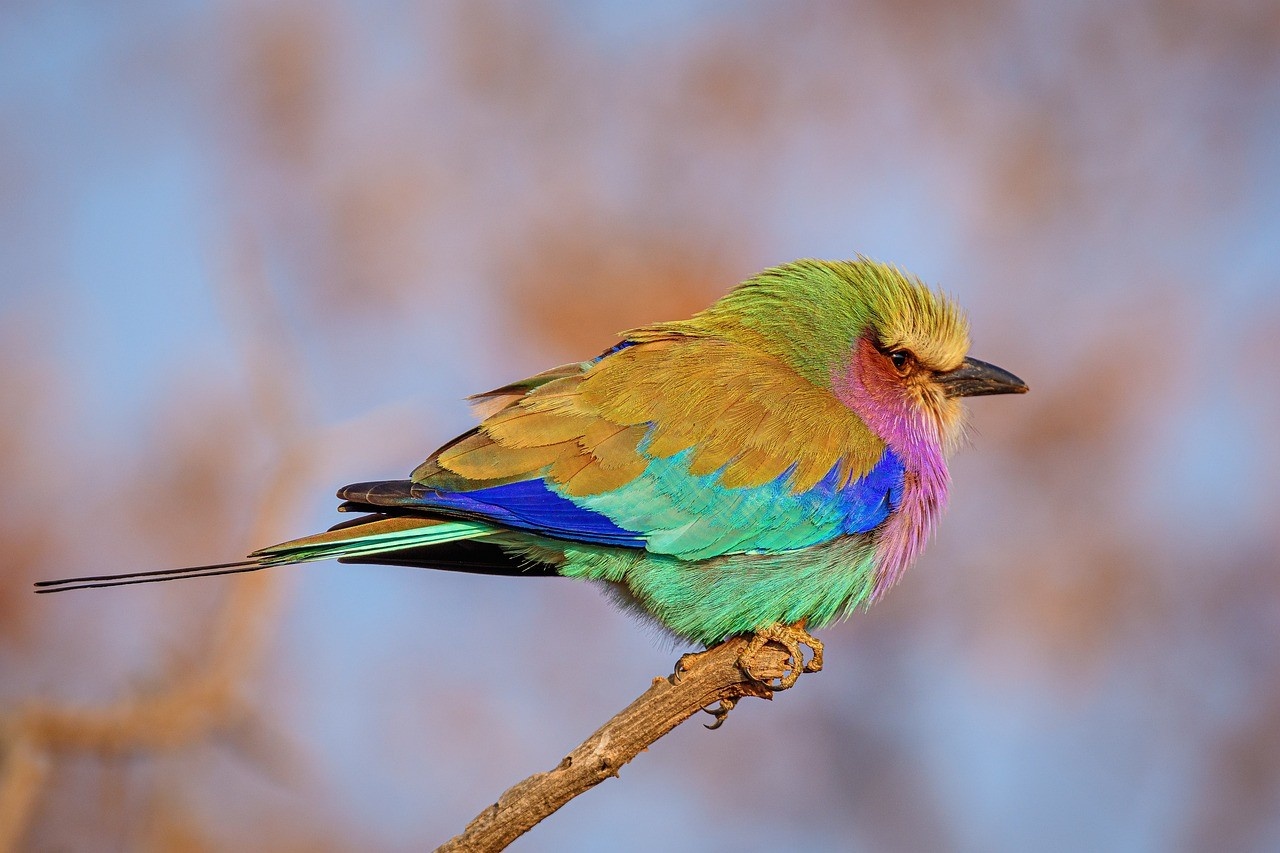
[889,349,912,371]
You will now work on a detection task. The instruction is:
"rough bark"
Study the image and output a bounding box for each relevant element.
[437,634,805,852]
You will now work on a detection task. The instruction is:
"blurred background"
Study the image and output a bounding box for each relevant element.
[2,1,1278,850]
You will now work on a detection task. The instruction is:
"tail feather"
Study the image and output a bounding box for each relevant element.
[249,515,497,564]
[339,538,560,577]
[34,560,265,593]
[34,516,498,594]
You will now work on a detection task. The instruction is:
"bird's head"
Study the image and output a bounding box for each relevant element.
[668,259,1028,459]
[831,261,1027,457]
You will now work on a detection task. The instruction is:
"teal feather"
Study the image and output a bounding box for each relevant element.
[508,535,879,646]
[251,518,498,565]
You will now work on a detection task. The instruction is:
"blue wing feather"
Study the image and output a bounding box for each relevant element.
[407,479,646,547]
[838,448,903,534]
[401,443,904,558]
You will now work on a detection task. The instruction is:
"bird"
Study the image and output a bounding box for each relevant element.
[36,258,1026,687]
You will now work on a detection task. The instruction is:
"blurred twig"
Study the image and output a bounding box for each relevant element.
[438,636,802,852]
[0,739,48,853]
[0,231,312,852]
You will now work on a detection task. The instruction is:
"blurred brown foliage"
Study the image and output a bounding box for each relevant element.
[2,1,1279,850]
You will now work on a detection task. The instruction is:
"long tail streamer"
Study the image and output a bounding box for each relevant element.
[34,517,496,594]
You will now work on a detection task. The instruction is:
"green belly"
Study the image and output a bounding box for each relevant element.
[503,535,880,647]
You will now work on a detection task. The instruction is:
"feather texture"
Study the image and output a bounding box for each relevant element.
[418,336,887,502]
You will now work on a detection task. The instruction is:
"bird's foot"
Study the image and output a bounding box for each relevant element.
[700,698,737,730]
[740,622,823,691]
[672,647,716,685]
[673,649,741,729]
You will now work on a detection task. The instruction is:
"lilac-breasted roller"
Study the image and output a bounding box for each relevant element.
[38,259,1026,674]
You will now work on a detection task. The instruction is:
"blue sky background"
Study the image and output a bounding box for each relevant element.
[3,1,1280,850]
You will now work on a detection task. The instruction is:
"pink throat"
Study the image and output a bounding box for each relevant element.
[832,339,951,599]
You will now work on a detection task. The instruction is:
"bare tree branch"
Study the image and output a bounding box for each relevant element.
[438,635,808,852]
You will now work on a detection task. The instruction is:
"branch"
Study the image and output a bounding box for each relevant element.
[438,634,810,852]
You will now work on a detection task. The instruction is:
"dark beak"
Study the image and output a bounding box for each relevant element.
[939,357,1028,398]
